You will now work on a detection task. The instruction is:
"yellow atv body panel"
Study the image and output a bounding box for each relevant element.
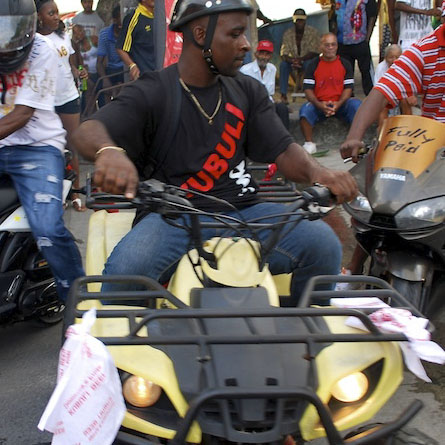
[84,312,202,443]
[85,210,292,297]
[168,237,280,307]
[299,313,403,440]
[83,210,404,443]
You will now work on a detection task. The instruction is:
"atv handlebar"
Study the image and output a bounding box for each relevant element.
[85,176,335,217]
[85,176,335,268]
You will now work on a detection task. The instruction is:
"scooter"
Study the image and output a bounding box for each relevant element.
[344,115,445,315]
[0,162,73,324]
[64,177,436,445]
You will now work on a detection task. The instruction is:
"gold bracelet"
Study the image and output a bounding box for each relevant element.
[129,63,137,70]
[95,146,126,159]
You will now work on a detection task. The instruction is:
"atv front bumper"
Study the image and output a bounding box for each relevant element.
[113,394,423,445]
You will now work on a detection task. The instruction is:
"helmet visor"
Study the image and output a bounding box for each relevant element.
[0,13,36,53]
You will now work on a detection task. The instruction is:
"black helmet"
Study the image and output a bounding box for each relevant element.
[0,0,37,74]
[170,0,253,75]
[169,0,254,32]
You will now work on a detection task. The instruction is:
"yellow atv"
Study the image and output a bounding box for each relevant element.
[65,179,436,445]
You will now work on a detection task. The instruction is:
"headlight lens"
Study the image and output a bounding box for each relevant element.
[344,193,372,223]
[395,197,445,230]
[122,375,162,408]
[331,372,369,403]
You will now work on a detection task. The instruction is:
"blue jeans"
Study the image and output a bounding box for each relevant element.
[299,98,362,126]
[279,60,311,95]
[102,202,342,305]
[0,145,84,301]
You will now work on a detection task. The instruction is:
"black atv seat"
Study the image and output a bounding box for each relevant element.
[190,287,271,309]
[0,175,19,214]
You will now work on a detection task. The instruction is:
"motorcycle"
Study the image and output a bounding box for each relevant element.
[64,176,436,445]
[0,156,74,324]
[344,115,445,315]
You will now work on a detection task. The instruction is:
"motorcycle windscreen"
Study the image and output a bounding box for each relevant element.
[374,115,445,178]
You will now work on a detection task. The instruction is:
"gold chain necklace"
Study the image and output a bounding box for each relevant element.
[179,77,222,125]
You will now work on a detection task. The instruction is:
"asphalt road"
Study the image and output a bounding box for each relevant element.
[0,159,444,445]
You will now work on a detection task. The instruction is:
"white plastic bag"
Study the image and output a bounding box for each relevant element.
[343,307,445,382]
[38,308,126,444]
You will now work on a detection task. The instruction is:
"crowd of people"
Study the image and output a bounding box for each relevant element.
[0,0,444,306]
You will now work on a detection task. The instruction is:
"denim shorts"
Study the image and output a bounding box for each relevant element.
[299,98,361,126]
[55,96,81,114]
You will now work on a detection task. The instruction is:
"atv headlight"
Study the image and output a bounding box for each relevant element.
[122,375,162,408]
[331,372,369,403]
[344,194,372,223]
[395,197,445,230]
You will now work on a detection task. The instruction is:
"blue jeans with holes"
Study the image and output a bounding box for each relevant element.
[0,145,84,301]
[102,202,342,305]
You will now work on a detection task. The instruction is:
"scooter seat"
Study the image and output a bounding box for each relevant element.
[0,176,19,214]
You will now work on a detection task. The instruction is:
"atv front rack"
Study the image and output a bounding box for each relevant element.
[65,275,424,445]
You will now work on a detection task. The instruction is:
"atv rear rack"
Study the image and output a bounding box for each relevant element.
[65,275,424,445]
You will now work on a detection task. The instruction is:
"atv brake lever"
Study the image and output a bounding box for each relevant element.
[302,184,335,208]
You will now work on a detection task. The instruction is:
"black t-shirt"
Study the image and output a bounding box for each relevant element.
[92,66,293,211]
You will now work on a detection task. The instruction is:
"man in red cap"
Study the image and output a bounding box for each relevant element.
[240,40,289,129]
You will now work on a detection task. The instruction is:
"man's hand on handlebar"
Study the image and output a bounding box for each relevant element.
[93,150,139,198]
[340,139,365,163]
[310,167,358,204]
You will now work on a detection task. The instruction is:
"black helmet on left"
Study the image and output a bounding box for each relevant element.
[0,0,37,74]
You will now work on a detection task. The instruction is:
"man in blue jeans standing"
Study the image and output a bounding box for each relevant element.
[0,0,84,302]
[299,33,361,154]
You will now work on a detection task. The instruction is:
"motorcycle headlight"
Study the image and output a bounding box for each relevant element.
[331,372,369,403]
[395,197,445,230]
[122,375,162,408]
[344,194,372,223]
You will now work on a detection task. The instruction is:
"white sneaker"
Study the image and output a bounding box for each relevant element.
[303,141,317,155]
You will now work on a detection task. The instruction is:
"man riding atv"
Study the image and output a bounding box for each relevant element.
[72,0,358,304]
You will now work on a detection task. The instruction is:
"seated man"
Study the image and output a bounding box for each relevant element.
[240,40,289,129]
[299,33,361,154]
[279,8,320,103]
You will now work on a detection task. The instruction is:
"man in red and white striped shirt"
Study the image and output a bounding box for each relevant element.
[341,9,445,162]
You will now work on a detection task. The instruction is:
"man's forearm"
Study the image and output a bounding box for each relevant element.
[281,54,293,63]
[0,105,34,140]
[72,119,116,161]
[336,89,352,108]
[116,48,134,67]
[305,89,324,110]
[96,56,107,78]
[275,142,322,184]
[345,89,388,141]
[303,52,318,61]
[395,2,429,14]
[366,16,377,41]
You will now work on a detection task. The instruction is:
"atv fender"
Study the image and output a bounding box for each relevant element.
[387,251,434,282]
